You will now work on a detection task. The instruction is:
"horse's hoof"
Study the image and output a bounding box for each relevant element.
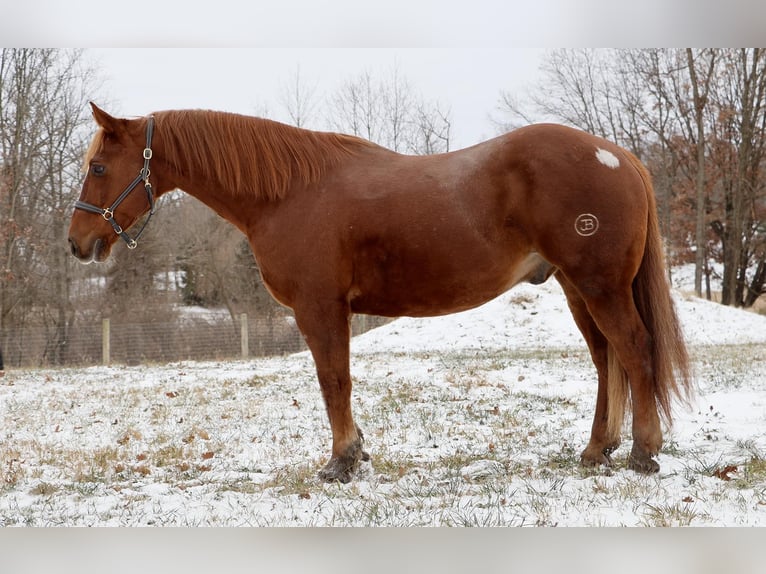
[318,456,356,483]
[580,453,612,468]
[580,445,615,468]
[318,434,369,483]
[628,448,660,474]
[318,452,371,483]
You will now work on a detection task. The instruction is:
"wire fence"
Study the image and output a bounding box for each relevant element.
[1,313,389,369]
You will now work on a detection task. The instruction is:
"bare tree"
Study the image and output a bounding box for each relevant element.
[0,49,99,365]
[497,50,629,144]
[279,64,320,128]
[327,64,450,155]
[710,48,766,307]
[171,197,283,325]
[685,49,718,297]
[380,64,414,152]
[327,69,385,144]
[411,100,451,154]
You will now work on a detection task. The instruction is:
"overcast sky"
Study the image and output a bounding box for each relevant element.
[85,48,545,151]
[6,1,764,149]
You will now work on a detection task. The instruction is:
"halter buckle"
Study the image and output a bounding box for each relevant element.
[143,148,153,160]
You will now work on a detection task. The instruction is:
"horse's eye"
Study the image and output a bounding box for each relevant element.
[91,164,106,177]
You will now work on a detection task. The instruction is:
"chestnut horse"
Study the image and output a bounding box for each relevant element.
[69,104,691,482]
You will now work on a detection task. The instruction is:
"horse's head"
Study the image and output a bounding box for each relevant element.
[68,103,158,263]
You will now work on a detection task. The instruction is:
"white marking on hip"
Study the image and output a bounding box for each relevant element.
[595,148,620,169]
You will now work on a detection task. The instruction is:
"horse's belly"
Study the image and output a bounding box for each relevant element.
[348,251,548,318]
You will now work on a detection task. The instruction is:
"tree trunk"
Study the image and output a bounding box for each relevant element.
[744,260,766,307]
[686,49,715,298]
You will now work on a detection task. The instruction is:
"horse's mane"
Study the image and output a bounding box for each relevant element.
[83,129,106,171]
[85,110,376,202]
[160,110,381,201]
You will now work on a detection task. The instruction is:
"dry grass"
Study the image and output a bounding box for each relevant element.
[0,342,765,525]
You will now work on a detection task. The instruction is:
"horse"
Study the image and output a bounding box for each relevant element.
[68,103,692,482]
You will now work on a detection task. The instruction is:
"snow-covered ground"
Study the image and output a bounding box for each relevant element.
[1,280,765,526]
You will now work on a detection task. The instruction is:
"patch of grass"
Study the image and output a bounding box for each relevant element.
[708,364,747,390]
[245,374,274,388]
[262,462,319,497]
[65,445,123,483]
[512,390,558,414]
[641,501,709,526]
[1,447,25,489]
[661,438,685,458]
[181,426,211,444]
[541,443,583,473]
[613,476,660,501]
[216,478,262,495]
[153,444,188,468]
[148,402,171,425]
[438,451,495,471]
[29,481,60,496]
[379,379,421,410]
[734,457,766,490]
[117,427,143,446]
[327,492,422,526]
[509,292,538,306]
[72,481,100,497]
[371,451,420,480]
[694,344,765,391]
[678,450,727,484]
[31,441,62,467]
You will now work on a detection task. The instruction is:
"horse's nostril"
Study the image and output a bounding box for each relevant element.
[68,238,79,258]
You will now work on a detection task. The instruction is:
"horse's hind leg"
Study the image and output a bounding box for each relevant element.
[556,274,621,467]
[576,285,662,473]
[293,300,369,483]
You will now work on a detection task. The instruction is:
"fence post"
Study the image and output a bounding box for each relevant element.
[102,318,111,365]
[240,313,249,359]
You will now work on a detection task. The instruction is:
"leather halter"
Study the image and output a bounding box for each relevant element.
[74,117,156,249]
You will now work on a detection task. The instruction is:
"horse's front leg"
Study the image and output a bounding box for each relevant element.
[294,300,369,483]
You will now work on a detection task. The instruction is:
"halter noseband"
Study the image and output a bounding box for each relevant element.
[74,116,156,250]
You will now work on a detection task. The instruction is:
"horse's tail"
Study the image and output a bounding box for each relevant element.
[606,153,693,437]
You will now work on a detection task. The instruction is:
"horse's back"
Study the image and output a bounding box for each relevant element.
[267,123,650,316]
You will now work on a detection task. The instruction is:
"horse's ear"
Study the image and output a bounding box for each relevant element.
[90,102,127,136]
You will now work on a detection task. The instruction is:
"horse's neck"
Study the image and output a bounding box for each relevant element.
[154,112,375,231]
[177,181,260,235]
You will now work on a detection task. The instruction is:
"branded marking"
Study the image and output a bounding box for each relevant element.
[575,213,599,237]
[595,148,620,169]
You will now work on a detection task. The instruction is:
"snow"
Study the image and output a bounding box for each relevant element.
[1,279,765,526]
[352,282,582,354]
[353,280,766,352]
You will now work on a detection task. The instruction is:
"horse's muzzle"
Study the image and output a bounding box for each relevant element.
[68,237,103,264]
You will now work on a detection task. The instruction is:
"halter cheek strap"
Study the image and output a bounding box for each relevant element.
[74,116,156,250]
